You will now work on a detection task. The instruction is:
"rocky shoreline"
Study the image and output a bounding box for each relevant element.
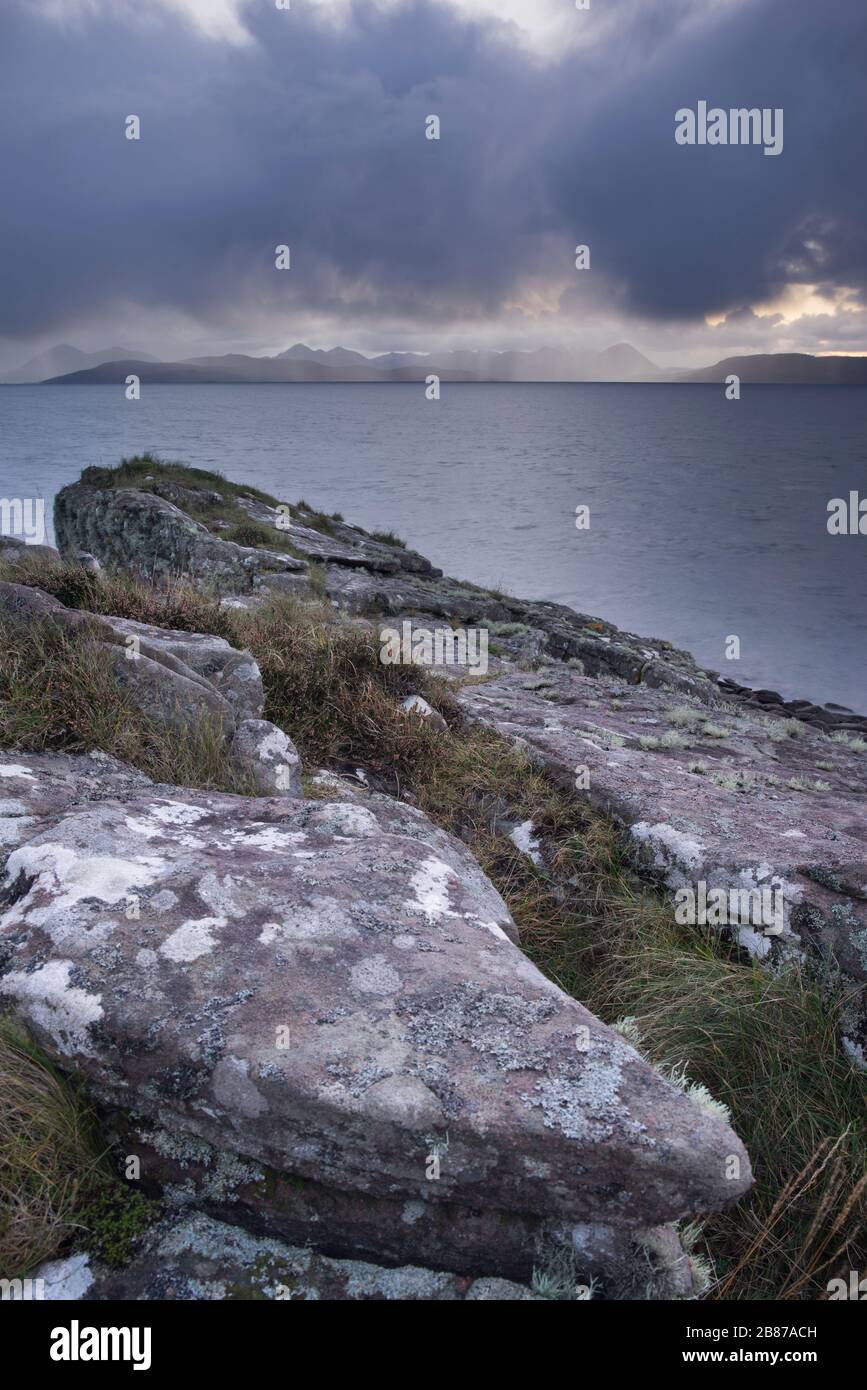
[0,459,864,1300]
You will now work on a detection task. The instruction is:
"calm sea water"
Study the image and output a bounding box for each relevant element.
[1,382,865,711]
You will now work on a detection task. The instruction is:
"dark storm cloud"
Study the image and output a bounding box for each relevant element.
[0,0,865,342]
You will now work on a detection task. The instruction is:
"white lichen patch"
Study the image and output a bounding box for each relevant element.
[0,959,103,1057]
[255,727,297,761]
[0,763,37,781]
[3,841,164,924]
[258,900,356,944]
[231,826,307,852]
[307,804,378,837]
[0,815,35,847]
[405,856,459,921]
[842,1036,866,1071]
[735,925,772,959]
[524,1040,634,1142]
[160,916,224,963]
[481,920,510,942]
[125,802,209,839]
[630,822,704,873]
[31,1252,94,1300]
[509,819,542,866]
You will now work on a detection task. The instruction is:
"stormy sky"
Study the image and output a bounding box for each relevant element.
[1,0,865,369]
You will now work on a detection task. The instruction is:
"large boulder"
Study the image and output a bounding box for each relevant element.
[98,616,265,724]
[0,581,299,797]
[54,484,307,593]
[0,754,752,1280]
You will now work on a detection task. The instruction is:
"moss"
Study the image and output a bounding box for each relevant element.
[78,1180,161,1268]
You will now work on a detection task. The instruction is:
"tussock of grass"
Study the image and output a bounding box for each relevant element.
[829,730,867,754]
[222,521,304,561]
[666,703,705,727]
[242,599,451,786]
[637,730,689,750]
[544,828,866,1301]
[370,529,407,549]
[758,717,802,742]
[0,1022,103,1273]
[0,616,251,793]
[0,1022,159,1277]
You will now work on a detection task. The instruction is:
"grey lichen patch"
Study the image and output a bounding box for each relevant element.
[520,1036,636,1142]
[398,984,558,1072]
[847,924,867,972]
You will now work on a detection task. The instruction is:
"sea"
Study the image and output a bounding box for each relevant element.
[1,381,865,711]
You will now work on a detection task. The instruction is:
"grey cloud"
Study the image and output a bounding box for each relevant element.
[0,0,864,349]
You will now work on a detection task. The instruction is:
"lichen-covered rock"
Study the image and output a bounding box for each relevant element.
[99,617,265,723]
[235,495,438,577]
[0,749,153,856]
[229,719,302,797]
[33,1213,538,1301]
[0,754,751,1278]
[54,484,307,593]
[458,667,867,1036]
[51,474,728,694]
[104,644,235,736]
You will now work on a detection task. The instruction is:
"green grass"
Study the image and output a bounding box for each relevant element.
[0,554,237,639]
[496,820,866,1300]
[221,520,304,561]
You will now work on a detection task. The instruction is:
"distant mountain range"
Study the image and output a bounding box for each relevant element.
[0,343,159,384]
[3,341,866,385]
[684,353,867,385]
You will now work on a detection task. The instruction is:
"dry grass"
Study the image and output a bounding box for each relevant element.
[0,615,251,794]
[0,554,236,639]
[0,1022,104,1273]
